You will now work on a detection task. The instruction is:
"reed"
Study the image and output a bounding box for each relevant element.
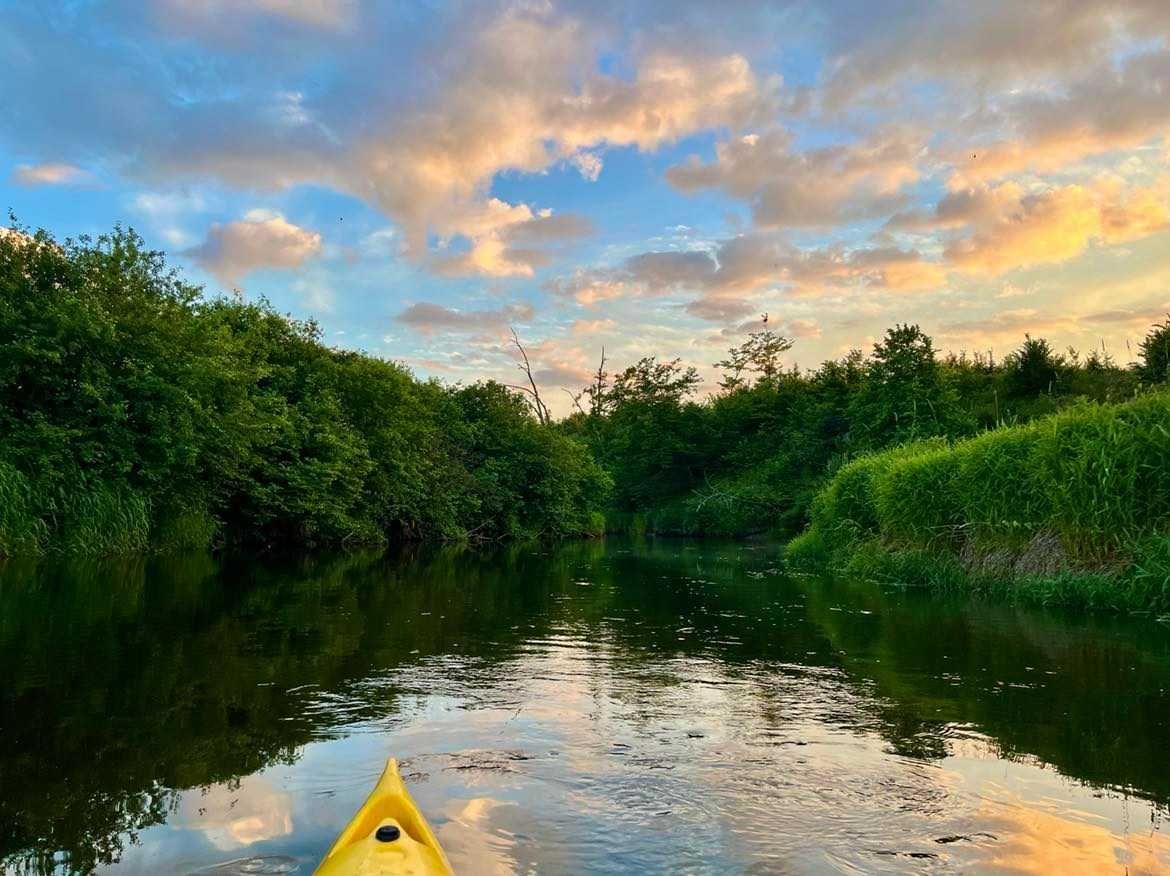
[788,392,1170,611]
[0,461,47,556]
[51,483,152,556]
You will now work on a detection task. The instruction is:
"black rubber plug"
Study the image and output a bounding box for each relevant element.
[375,825,401,842]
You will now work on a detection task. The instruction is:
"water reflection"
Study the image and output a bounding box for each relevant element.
[0,540,1168,873]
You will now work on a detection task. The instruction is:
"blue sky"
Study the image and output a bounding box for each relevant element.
[3,0,1170,410]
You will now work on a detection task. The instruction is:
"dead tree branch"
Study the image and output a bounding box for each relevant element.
[510,326,550,425]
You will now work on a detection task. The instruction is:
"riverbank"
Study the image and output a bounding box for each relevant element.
[785,392,1170,612]
[0,225,608,557]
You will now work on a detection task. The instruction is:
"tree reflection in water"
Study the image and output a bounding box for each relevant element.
[1,540,1168,873]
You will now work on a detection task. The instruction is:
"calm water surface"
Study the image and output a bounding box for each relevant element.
[2,539,1169,874]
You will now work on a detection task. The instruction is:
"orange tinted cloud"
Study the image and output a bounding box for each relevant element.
[10,162,88,186]
[346,7,777,276]
[185,210,322,284]
[944,180,1170,276]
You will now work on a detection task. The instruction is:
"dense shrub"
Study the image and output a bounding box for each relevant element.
[0,223,608,555]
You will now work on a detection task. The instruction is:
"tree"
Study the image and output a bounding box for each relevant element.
[607,356,700,407]
[716,323,794,390]
[849,324,973,447]
[1005,335,1062,397]
[595,357,703,508]
[0,221,609,553]
[1137,317,1170,384]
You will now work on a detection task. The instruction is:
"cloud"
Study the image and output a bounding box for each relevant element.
[544,270,631,307]
[393,301,535,335]
[667,127,923,228]
[950,49,1170,184]
[431,207,596,276]
[686,296,755,321]
[294,275,334,313]
[341,7,779,275]
[666,236,944,298]
[1081,302,1170,328]
[159,0,355,32]
[943,180,1170,276]
[131,189,207,217]
[535,362,593,386]
[822,0,1170,107]
[569,150,603,181]
[185,210,322,284]
[570,317,616,334]
[936,295,1170,352]
[887,185,1015,232]
[502,211,594,244]
[936,307,1083,348]
[547,234,947,324]
[625,250,719,290]
[10,162,87,186]
[359,228,397,257]
[714,315,822,340]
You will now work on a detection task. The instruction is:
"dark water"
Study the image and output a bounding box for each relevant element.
[2,540,1170,874]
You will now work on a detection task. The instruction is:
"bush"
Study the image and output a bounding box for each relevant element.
[0,222,608,555]
[1123,535,1170,613]
[951,424,1050,538]
[784,528,827,567]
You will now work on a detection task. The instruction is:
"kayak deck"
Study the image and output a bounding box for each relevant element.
[315,759,453,875]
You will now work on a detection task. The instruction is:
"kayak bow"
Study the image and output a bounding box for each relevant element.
[316,758,454,875]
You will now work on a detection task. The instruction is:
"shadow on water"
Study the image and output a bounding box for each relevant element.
[0,538,1168,872]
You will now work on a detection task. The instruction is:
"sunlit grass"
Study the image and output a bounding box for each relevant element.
[788,392,1170,611]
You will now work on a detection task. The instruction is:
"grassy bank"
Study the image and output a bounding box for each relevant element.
[786,393,1170,612]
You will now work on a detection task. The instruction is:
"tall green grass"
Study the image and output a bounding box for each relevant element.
[0,472,221,557]
[52,484,153,555]
[0,461,48,556]
[787,392,1170,611]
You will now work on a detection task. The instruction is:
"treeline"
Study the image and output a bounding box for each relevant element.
[6,220,1169,566]
[562,316,1168,540]
[0,225,608,555]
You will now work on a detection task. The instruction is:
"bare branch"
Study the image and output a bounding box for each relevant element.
[510,326,549,425]
[561,386,587,416]
[587,346,608,416]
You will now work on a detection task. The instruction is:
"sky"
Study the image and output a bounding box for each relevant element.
[3,0,1170,413]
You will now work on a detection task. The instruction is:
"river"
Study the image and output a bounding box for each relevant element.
[1,539,1168,874]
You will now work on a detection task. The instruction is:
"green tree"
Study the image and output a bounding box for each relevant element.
[598,358,703,509]
[1137,317,1170,384]
[716,325,794,390]
[1005,335,1062,398]
[849,324,974,448]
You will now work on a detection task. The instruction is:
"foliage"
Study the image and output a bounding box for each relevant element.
[0,222,607,555]
[1004,335,1062,398]
[715,325,793,390]
[1137,315,1170,384]
[791,393,1170,611]
[847,324,975,447]
[572,318,1147,543]
[568,356,703,510]
[4,218,1166,584]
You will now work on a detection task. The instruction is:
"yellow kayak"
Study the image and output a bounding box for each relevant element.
[316,759,454,875]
